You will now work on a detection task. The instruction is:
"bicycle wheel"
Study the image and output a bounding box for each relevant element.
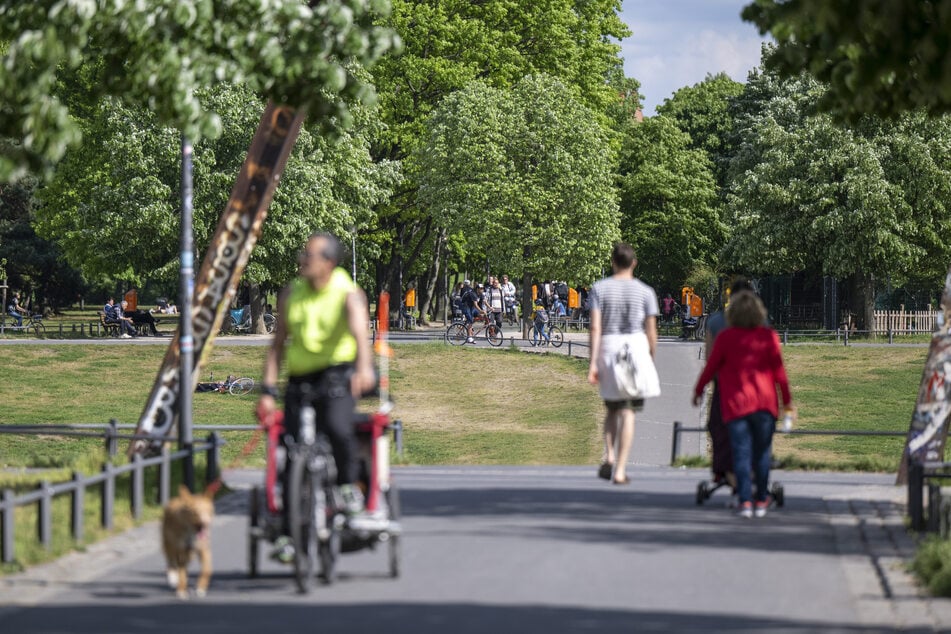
[445,323,467,346]
[548,325,564,348]
[526,325,539,347]
[317,514,339,584]
[385,485,401,578]
[248,486,261,578]
[288,454,317,593]
[31,320,46,337]
[264,313,276,334]
[220,315,236,335]
[485,323,503,347]
[229,377,255,396]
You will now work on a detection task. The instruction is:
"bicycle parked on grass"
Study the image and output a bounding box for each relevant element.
[527,321,563,348]
[445,313,503,347]
[3,311,46,336]
[195,373,256,395]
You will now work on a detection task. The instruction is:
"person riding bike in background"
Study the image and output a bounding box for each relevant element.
[257,232,377,563]
[459,280,483,344]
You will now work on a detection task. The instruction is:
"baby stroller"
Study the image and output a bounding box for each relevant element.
[695,386,785,507]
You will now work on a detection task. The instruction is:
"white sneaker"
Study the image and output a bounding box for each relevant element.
[467,338,475,343]
[120,333,132,339]
[754,501,768,518]
[737,502,753,518]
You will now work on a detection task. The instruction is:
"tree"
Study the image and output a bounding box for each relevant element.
[366,0,631,315]
[0,0,399,181]
[616,116,722,293]
[417,74,621,315]
[656,73,744,189]
[0,176,86,311]
[34,84,400,290]
[724,66,951,327]
[742,0,951,120]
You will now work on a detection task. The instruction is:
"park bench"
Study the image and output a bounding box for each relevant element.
[99,311,120,337]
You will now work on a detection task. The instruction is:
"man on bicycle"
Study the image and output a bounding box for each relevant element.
[257,232,377,562]
[459,280,482,344]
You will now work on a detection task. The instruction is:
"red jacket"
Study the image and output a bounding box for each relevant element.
[694,326,792,422]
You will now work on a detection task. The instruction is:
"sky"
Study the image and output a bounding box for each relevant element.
[617,0,771,115]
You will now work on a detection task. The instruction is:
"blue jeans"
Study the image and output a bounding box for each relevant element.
[8,310,22,327]
[727,410,776,504]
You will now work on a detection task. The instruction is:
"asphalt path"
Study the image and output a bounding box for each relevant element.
[2,465,946,633]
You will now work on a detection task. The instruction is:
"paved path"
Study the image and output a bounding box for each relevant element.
[2,466,949,633]
[2,328,949,632]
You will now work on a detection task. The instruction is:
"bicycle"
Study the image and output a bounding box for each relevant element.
[527,321,563,348]
[445,313,503,346]
[195,373,255,395]
[4,311,46,336]
[249,396,401,593]
[220,305,276,335]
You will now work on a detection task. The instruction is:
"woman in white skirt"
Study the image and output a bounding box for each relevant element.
[587,243,660,484]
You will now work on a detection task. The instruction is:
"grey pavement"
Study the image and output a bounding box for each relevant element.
[2,329,950,631]
[2,466,950,633]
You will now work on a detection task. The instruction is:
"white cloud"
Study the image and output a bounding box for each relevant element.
[618,1,769,114]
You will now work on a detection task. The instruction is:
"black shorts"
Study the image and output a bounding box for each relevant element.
[605,398,645,412]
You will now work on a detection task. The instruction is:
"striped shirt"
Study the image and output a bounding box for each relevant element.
[589,277,659,335]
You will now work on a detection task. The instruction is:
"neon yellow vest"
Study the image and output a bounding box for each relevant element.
[286,268,357,376]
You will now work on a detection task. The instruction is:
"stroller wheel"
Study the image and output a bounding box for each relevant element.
[771,483,785,507]
[696,481,709,505]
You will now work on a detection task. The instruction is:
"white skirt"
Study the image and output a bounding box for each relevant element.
[597,332,661,401]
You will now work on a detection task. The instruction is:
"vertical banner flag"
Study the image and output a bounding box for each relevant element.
[898,266,951,483]
[130,103,306,455]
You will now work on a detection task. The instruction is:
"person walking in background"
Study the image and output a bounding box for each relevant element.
[485,276,505,330]
[693,290,794,518]
[587,243,659,485]
[530,298,550,346]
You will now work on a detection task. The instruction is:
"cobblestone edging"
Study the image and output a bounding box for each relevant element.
[826,497,951,631]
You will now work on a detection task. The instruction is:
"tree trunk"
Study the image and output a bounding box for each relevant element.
[849,270,876,332]
[417,229,446,326]
[250,283,267,334]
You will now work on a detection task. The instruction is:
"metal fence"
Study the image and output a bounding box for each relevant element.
[0,430,221,564]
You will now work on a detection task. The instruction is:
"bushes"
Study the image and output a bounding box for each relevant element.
[911,536,951,596]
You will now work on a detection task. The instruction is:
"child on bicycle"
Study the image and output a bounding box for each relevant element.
[531,298,551,346]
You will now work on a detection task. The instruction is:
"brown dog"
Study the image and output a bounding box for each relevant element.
[161,484,214,599]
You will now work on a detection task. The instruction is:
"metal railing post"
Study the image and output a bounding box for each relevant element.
[928,483,942,533]
[71,472,84,543]
[131,454,144,520]
[1,489,14,563]
[670,421,682,466]
[205,432,220,488]
[101,463,115,530]
[159,446,171,506]
[37,481,52,549]
[393,420,404,458]
[104,419,118,457]
[844,327,849,347]
[909,461,924,531]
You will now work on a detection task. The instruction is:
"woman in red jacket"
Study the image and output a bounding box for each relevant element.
[693,291,794,518]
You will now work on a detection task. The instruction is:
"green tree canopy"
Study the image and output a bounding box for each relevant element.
[724,66,951,323]
[656,72,744,188]
[34,84,400,288]
[742,0,951,120]
[416,74,620,283]
[0,0,399,180]
[616,115,721,292]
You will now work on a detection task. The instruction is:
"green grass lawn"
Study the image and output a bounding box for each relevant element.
[0,341,930,474]
[0,340,933,573]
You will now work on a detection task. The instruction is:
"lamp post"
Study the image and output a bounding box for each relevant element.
[179,135,195,491]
